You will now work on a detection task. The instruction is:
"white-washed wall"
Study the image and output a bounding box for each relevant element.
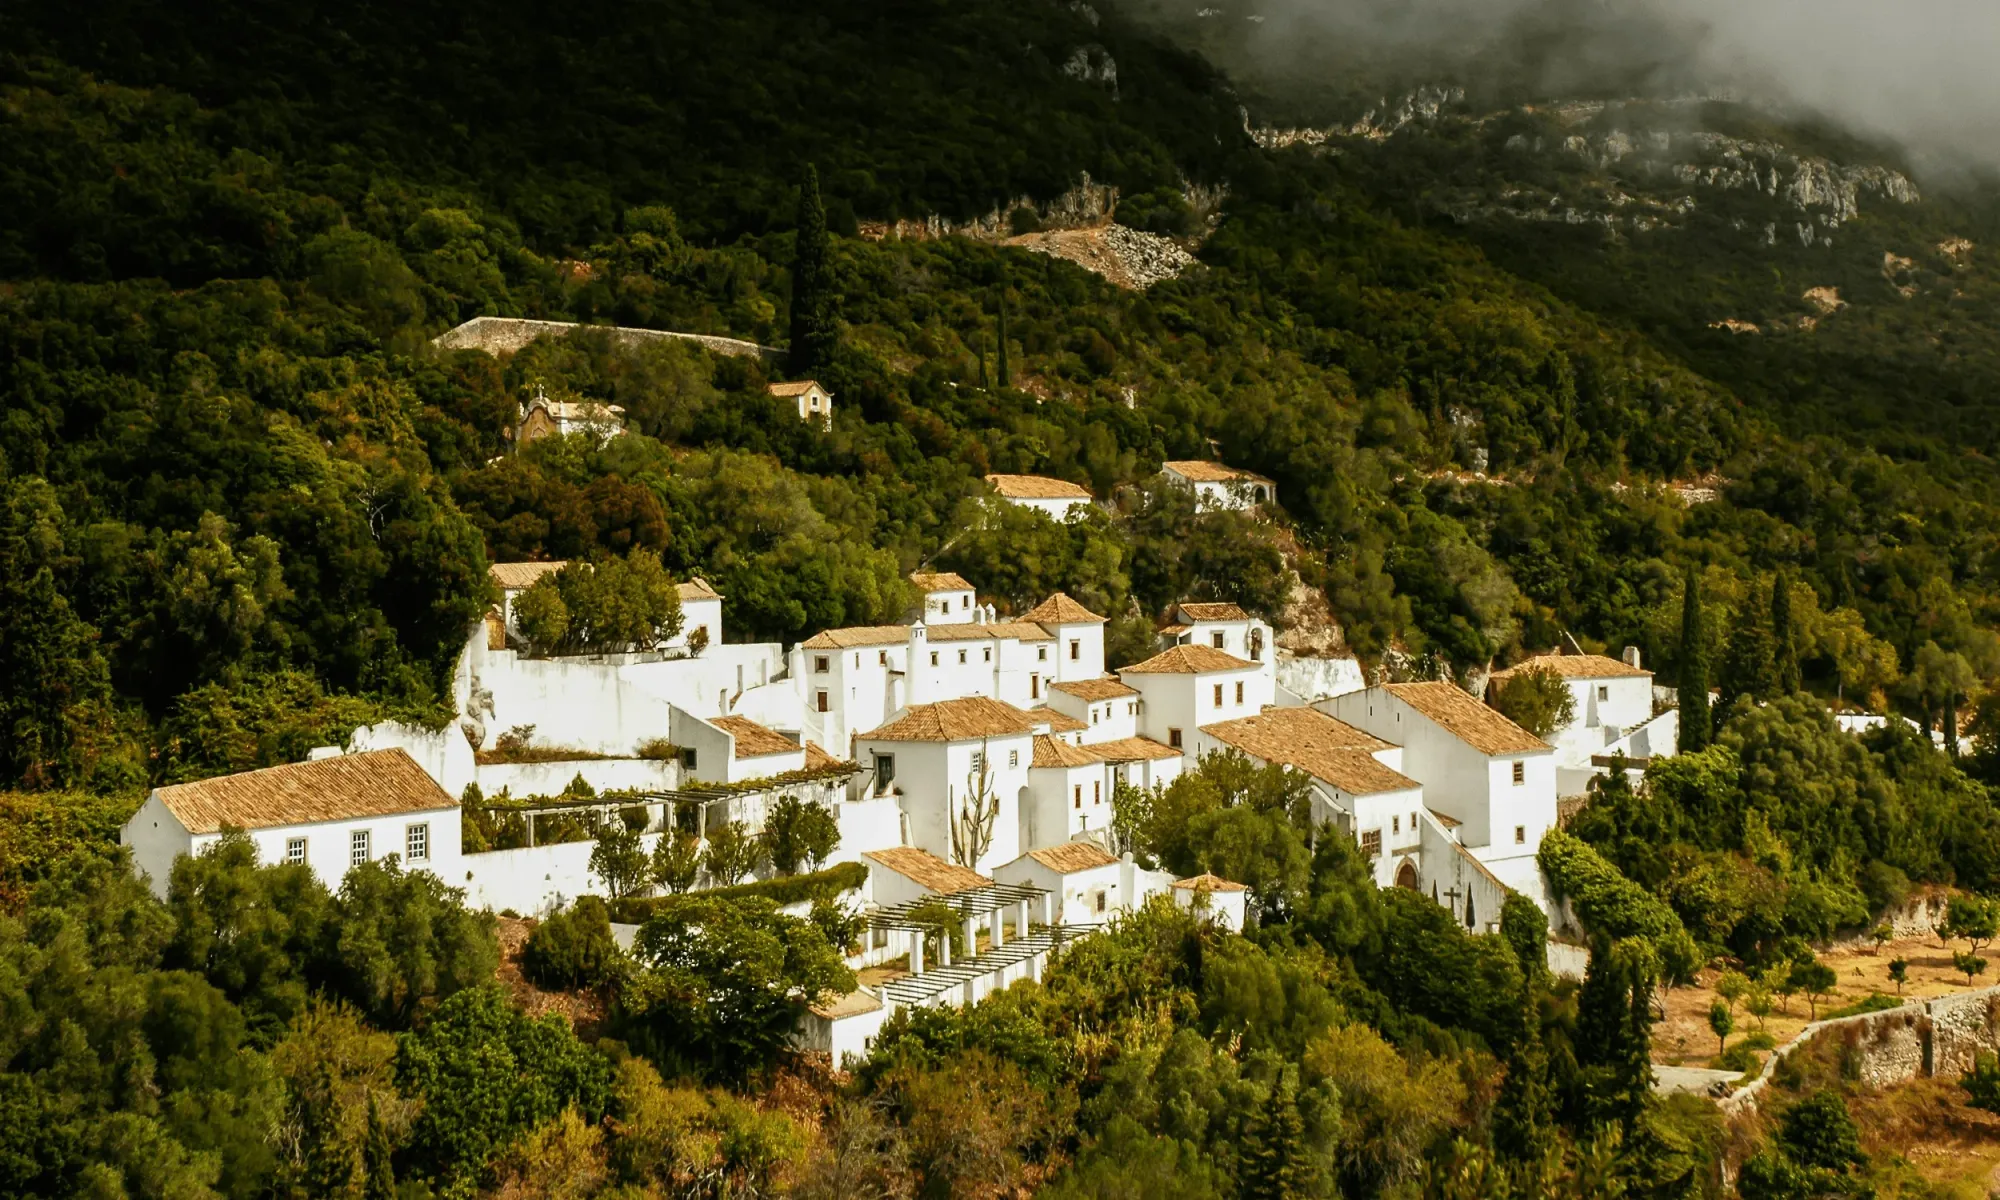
[349,721,478,797]
[460,832,663,915]
[1275,652,1366,703]
[832,796,905,864]
[475,757,679,799]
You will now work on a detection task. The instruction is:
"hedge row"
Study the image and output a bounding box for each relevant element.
[606,860,867,923]
[1538,829,1702,984]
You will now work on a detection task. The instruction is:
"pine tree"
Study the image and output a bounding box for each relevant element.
[788,163,838,374]
[363,1094,396,1200]
[1678,566,1711,752]
[1718,586,1776,719]
[1576,937,1657,1134]
[995,286,1011,389]
[1772,571,1800,694]
[1240,1068,1308,1200]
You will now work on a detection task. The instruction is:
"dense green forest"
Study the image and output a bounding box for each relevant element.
[4,0,2000,1193]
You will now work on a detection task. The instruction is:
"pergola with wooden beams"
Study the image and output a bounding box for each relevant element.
[865,880,1053,980]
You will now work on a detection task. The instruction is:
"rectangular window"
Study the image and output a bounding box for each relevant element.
[814,655,830,673]
[1515,825,1528,844]
[957,649,967,665]
[879,650,888,666]
[1235,681,1244,704]
[1008,749,1019,768]
[930,651,939,667]
[1128,702,1136,715]
[1031,674,1041,699]
[1598,686,1609,702]
[1169,728,1183,749]
[1360,830,1382,857]
[286,837,306,865]
[1069,640,1080,661]
[681,748,699,770]
[1512,761,1525,785]
[874,754,896,790]
[1392,815,1400,834]
[1093,782,1101,804]
[970,750,985,774]
[1095,890,1107,914]
[962,595,971,608]
[406,823,429,862]
[854,653,861,668]
[1074,785,1083,809]
[350,830,370,866]
[1212,684,1223,706]
[1091,709,1100,725]
[983,647,991,662]
[816,690,829,713]
[1212,632,1225,649]
[1038,647,1048,662]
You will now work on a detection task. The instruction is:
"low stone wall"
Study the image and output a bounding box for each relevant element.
[1718,985,2000,1116]
[433,316,781,363]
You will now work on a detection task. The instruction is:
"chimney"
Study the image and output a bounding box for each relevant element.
[1622,645,1642,670]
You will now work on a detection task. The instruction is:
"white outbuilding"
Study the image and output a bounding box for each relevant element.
[1488,649,1670,797]
[768,380,834,427]
[984,474,1095,521]
[121,749,461,898]
[1160,460,1276,511]
[910,571,978,624]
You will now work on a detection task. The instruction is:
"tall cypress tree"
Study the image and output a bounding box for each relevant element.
[788,164,837,374]
[1718,587,1776,719]
[1772,571,1800,694]
[363,1094,396,1200]
[1240,1068,1308,1200]
[995,286,1011,389]
[1678,566,1710,752]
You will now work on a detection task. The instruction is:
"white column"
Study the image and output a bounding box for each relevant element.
[909,928,924,976]
[963,916,979,959]
[1016,899,1031,938]
[990,905,1004,950]
[1041,891,1053,928]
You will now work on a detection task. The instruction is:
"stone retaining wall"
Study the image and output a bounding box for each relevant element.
[1718,985,2000,1116]
[433,316,782,363]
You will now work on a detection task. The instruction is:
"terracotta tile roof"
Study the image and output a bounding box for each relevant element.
[1029,707,1087,733]
[1432,809,1463,830]
[1121,644,1255,674]
[856,698,1039,743]
[1049,676,1138,701]
[1162,460,1271,485]
[800,625,911,650]
[490,561,566,591]
[1173,872,1248,892]
[529,399,625,421]
[1385,682,1551,756]
[809,989,884,1020]
[985,473,1092,500]
[909,571,974,593]
[1200,708,1416,796]
[1156,623,1190,637]
[1031,735,1104,769]
[710,715,800,759]
[152,749,455,835]
[1093,736,1182,762]
[767,380,826,397]
[803,741,847,771]
[1177,601,1250,622]
[1025,841,1120,873]
[1490,653,1648,681]
[925,622,1054,642]
[862,847,992,895]
[676,577,722,602]
[1020,592,1105,625]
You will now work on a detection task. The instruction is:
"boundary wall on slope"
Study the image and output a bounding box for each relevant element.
[433,316,782,363]
[1719,986,2000,1117]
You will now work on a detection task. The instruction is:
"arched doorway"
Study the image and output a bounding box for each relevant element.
[1395,860,1420,890]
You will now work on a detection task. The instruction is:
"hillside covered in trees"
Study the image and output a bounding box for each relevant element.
[5,0,2000,1194]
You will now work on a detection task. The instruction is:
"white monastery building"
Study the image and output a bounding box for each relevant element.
[122,749,460,898]
[1488,649,1676,797]
[984,473,1095,521]
[1119,643,1273,753]
[517,384,625,446]
[1160,460,1276,511]
[1156,601,1274,666]
[910,572,978,624]
[768,379,834,427]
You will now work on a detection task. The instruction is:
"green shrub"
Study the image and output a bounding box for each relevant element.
[1538,829,1702,983]
[521,896,623,990]
[606,860,865,922]
[1825,992,1906,1020]
[1714,1042,1761,1074]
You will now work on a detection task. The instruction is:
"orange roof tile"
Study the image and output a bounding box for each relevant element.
[857,698,1039,743]
[1029,707,1088,734]
[985,473,1092,499]
[768,380,827,397]
[1092,736,1182,762]
[1173,872,1248,892]
[152,750,455,835]
[800,625,911,650]
[1031,735,1104,769]
[862,847,991,894]
[1024,841,1120,873]
[1050,676,1139,701]
[1121,644,1256,674]
[709,715,800,759]
[1200,708,1415,796]
[1177,601,1250,622]
[910,571,974,593]
[925,622,1054,642]
[1020,592,1106,625]
[490,561,566,591]
[1162,460,1271,485]
[1385,682,1550,756]
[1490,653,1648,681]
[676,577,722,602]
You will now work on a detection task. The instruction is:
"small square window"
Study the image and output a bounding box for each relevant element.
[1515,825,1528,844]
[814,655,830,673]
[1212,632,1225,649]
[286,837,307,865]
[1360,830,1382,857]
[350,830,371,866]
[1169,728,1183,749]
[1038,646,1048,662]
[1511,761,1525,785]
[682,748,700,770]
[406,823,429,862]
